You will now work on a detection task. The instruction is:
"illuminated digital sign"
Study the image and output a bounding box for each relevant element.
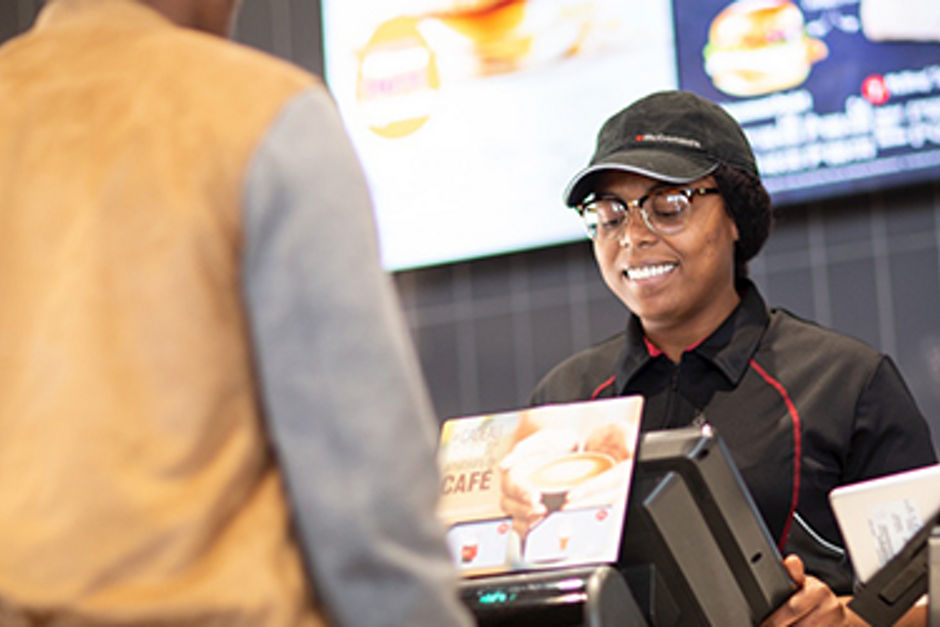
[674,0,940,205]
[322,0,940,270]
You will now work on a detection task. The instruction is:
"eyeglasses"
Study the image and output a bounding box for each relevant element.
[575,187,720,241]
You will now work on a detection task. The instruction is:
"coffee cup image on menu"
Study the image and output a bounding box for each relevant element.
[525,451,616,512]
[355,16,440,139]
[703,0,828,97]
[495,412,637,541]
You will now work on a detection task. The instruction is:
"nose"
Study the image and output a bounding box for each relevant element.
[617,207,658,248]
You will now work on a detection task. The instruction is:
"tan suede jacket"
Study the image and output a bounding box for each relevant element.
[0,1,321,624]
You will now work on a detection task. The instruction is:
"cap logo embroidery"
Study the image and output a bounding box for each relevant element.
[634,133,703,150]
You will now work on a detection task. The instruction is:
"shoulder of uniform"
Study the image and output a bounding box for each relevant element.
[764,308,883,366]
[560,332,626,373]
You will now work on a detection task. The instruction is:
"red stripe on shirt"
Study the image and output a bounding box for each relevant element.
[749,358,802,553]
[590,375,616,400]
[643,337,663,357]
[644,336,707,358]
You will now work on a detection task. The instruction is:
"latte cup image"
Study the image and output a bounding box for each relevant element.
[526,451,615,511]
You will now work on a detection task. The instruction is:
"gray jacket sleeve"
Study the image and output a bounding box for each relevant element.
[241,85,473,627]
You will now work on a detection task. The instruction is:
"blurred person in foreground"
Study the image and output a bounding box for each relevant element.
[502,90,936,625]
[0,1,473,625]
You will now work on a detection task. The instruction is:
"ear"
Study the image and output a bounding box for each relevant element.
[724,203,740,242]
[719,196,740,243]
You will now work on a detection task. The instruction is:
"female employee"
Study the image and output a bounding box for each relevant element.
[507,90,937,624]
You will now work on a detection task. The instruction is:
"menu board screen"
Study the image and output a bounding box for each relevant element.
[323,0,940,270]
[673,0,940,205]
[322,0,677,270]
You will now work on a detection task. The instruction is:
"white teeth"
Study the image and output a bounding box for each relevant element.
[626,264,676,280]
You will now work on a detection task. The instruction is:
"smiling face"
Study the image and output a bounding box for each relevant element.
[591,170,741,351]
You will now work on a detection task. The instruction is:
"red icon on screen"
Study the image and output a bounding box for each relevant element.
[862,75,890,106]
[461,543,479,563]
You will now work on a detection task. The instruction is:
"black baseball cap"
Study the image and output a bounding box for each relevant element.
[564,90,759,206]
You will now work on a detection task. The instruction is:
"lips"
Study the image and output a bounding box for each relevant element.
[624,263,677,281]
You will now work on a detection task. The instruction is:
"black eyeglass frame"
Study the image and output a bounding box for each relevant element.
[574,186,721,240]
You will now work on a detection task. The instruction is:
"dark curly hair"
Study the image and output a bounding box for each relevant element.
[711,163,773,281]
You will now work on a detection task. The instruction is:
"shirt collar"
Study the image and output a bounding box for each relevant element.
[616,280,770,391]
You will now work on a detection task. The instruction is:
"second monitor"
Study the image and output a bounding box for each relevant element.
[620,425,796,626]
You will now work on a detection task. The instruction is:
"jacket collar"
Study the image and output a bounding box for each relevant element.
[36,0,172,31]
[615,279,770,392]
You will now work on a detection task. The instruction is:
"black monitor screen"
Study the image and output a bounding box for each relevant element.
[620,425,796,626]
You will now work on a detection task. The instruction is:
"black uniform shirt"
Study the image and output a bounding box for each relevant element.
[531,281,937,592]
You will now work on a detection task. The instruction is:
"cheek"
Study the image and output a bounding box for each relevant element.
[698,213,737,252]
[699,226,738,273]
[702,230,723,252]
[594,245,618,278]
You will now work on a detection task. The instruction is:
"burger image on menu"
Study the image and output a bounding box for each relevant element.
[703,0,828,97]
[416,0,596,77]
[353,0,600,138]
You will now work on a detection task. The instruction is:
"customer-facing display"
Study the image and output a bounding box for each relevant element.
[436,396,643,576]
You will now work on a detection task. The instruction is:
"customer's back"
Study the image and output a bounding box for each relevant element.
[0,2,325,624]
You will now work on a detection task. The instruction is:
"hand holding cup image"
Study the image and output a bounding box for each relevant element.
[496,427,579,538]
[497,413,635,539]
